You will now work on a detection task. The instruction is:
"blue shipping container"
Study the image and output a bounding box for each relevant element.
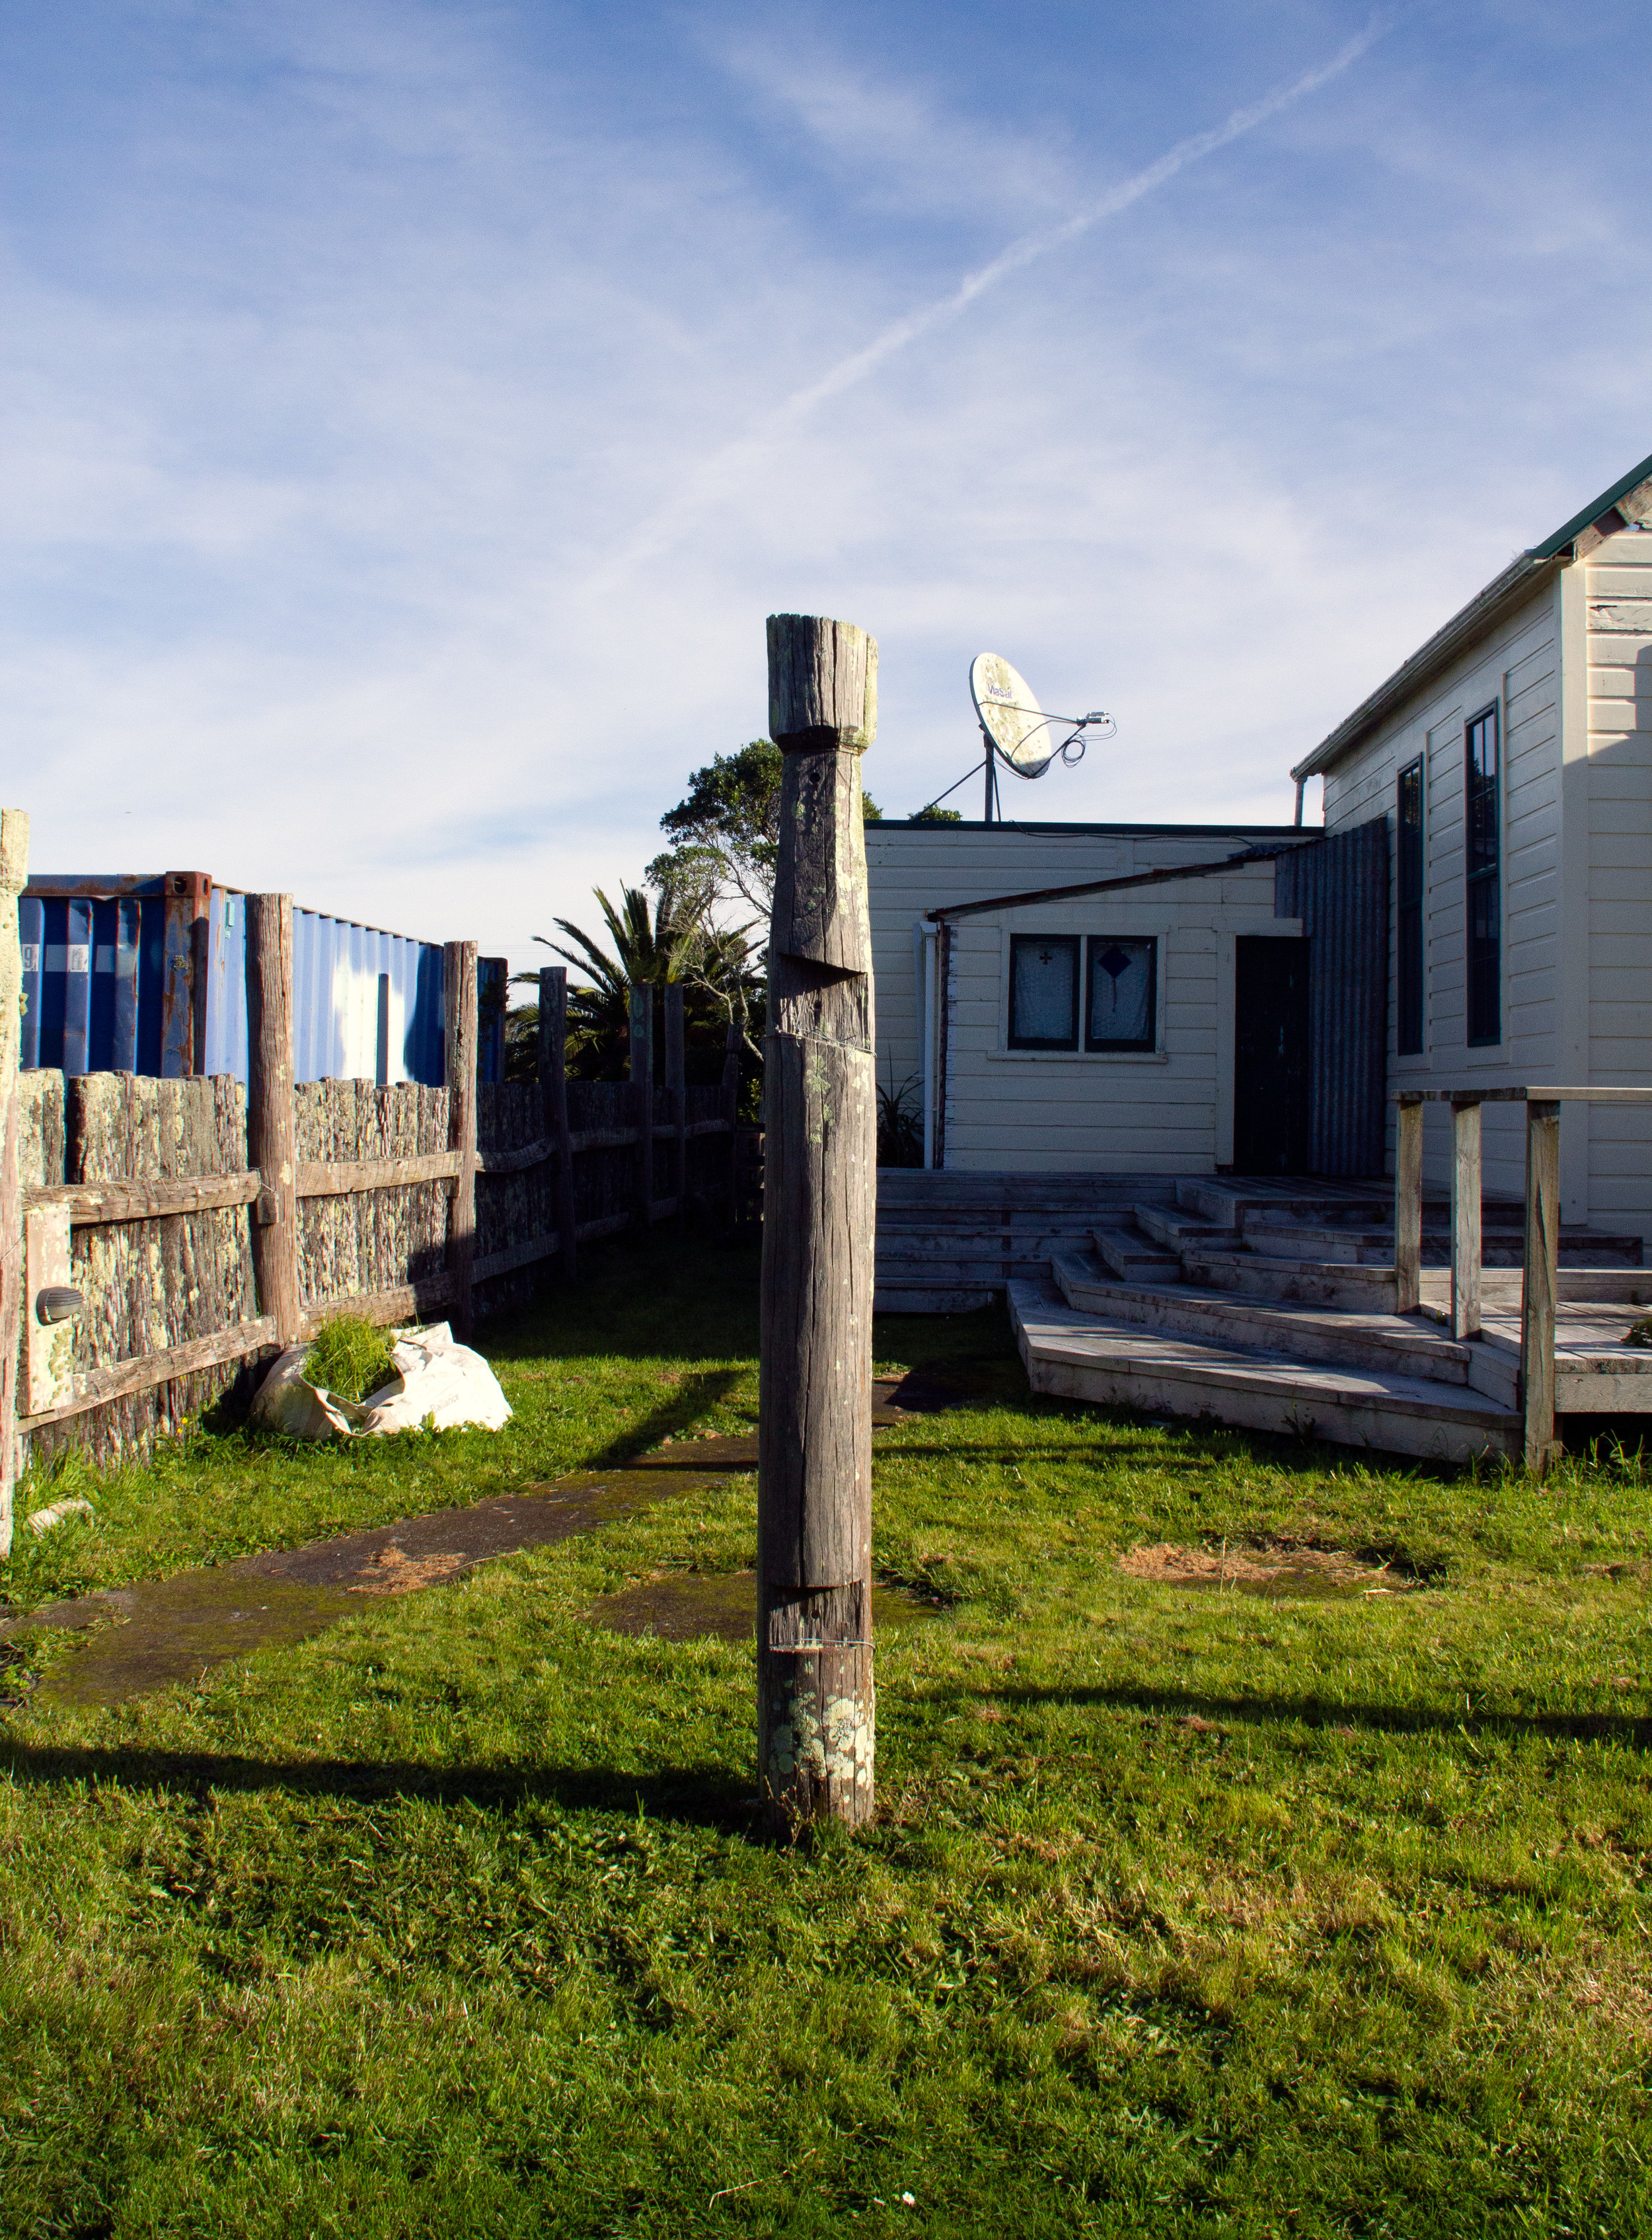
[19,876,496,1086]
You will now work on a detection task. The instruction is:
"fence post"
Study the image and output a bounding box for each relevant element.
[0,810,29,1557]
[720,1011,741,1223]
[539,966,578,1283]
[1394,1095,1423,1313]
[629,982,654,1230]
[664,982,687,1222]
[1450,1096,1482,1340]
[1521,1096,1561,1473]
[445,941,478,1339]
[161,872,211,1077]
[245,894,302,1349]
[757,611,878,1837]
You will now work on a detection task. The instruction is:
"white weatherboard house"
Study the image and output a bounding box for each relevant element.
[866,448,1652,1466]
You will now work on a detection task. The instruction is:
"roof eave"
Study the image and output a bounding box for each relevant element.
[1289,552,1558,785]
[1291,454,1652,786]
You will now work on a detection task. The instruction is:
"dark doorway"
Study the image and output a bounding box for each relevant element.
[1233,936,1310,1174]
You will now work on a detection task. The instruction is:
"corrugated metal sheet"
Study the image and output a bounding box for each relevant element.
[1275,816,1388,1176]
[20,883,166,1075]
[19,876,449,1086]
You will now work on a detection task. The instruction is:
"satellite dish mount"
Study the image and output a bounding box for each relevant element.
[967,653,1115,824]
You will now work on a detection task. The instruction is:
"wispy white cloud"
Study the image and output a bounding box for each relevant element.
[3,1,1651,975]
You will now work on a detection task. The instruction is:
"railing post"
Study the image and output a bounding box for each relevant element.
[629,982,654,1230]
[1394,1094,1423,1313]
[1450,1096,1482,1340]
[538,965,577,1283]
[1521,1097,1561,1473]
[245,895,302,1349]
[0,809,29,1557]
[443,940,478,1339]
[663,982,687,1223]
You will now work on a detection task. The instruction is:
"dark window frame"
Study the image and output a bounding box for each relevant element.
[1464,703,1501,1047]
[1396,755,1425,1056]
[1007,933,1080,1050]
[1084,934,1158,1054]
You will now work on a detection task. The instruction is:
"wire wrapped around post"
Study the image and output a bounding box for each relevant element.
[757,612,878,1836]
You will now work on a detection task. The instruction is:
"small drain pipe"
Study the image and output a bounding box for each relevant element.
[1293,776,1307,827]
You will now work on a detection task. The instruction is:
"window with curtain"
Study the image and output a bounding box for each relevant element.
[1086,936,1157,1052]
[1008,935,1080,1049]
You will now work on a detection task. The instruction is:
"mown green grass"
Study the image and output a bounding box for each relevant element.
[4,1229,1652,2236]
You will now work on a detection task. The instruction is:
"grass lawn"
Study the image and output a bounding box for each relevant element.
[4,1227,1652,2237]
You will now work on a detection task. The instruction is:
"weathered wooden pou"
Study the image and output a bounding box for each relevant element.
[757,612,878,1836]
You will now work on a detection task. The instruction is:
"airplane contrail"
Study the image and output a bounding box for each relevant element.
[593,14,1394,587]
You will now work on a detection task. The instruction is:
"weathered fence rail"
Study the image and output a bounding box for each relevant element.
[11,904,740,1470]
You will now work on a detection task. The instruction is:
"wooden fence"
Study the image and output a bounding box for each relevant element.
[8,891,739,1472]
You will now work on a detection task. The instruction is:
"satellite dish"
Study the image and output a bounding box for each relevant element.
[970,652,1057,780]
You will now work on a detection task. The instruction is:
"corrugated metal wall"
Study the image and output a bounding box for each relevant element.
[20,876,455,1086]
[1275,815,1389,1176]
[20,887,165,1075]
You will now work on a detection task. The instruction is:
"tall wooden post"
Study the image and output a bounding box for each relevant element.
[0,811,29,1558]
[539,965,578,1282]
[720,1010,741,1223]
[1521,1097,1562,1473]
[1394,1095,1423,1314]
[444,940,479,1339]
[245,895,302,1348]
[663,982,687,1221]
[161,871,211,1077]
[629,983,654,1230]
[757,612,878,1837]
[1450,1096,1483,1340]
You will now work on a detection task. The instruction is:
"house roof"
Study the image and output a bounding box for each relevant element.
[1290,449,1652,784]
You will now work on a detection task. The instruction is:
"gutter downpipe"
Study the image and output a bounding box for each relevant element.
[1293,776,1306,828]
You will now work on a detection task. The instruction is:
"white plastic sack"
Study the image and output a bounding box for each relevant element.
[250,1322,512,1440]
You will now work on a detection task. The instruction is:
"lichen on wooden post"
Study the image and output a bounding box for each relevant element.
[245,894,301,1350]
[444,940,479,1339]
[757,613,878,1837]
[0,809,30,1557]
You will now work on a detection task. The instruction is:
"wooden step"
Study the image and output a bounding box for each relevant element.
[1010,1281,1521,1464]
[1242,1219,1645,1269]
[1132,1201,1236,1251]
[1179,1246,1400,1313]
[1049,1250,1499,1394]
[874,1279,996,1315]
[1092,1224,1182,1283]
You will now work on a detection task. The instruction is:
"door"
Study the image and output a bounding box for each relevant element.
[1233,936,1310,1174]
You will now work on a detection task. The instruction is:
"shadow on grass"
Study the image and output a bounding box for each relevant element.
[981,1678,1652,1748]
[578,1365,749,1472]
[0,1741,760,1830]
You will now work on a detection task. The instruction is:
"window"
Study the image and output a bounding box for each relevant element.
[1464,705,1500,1045]
[1086,936,1157,1052]
[1396,757,1425,1055]
[1008,935,1079,1049]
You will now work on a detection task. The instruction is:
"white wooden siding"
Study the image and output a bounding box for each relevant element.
[1584,530,1652,1240]
[866,825,1299,1174]
[1318,580,1562,1208]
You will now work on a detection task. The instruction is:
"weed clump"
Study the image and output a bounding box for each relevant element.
[305,1314,398,1403]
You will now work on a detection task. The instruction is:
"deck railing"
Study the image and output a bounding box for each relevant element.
[1394,1086,1652,1470]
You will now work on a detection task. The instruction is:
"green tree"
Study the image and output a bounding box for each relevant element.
[654,740,882,915]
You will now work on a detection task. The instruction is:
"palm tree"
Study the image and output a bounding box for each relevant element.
[515,880,760,1081]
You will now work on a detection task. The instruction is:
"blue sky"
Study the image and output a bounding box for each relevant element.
[4,1,1649,968]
